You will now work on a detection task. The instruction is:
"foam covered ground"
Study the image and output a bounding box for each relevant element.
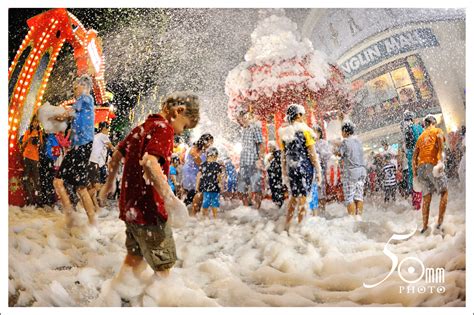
[9,189,465,307]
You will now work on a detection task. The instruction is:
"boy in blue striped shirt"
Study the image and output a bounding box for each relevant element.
[382,153,397,203]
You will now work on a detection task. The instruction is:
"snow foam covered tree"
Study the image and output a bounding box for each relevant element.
[225,14,352,125]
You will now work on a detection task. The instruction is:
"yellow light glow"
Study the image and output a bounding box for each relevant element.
[10,143,14,148]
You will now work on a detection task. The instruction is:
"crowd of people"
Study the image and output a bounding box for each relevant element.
[20,76,467,232]
[364,114,465,219]
[17,74,466,291]
[20,76,113,221]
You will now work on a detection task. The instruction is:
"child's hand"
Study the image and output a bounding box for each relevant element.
[164,196,189,228]
[432,161,445,178]
[98,180,115,206]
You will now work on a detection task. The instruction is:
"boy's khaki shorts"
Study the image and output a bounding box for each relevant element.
[416,163,448,196]
[125,221,177,271]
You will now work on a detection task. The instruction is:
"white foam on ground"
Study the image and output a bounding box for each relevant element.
[9,189,465,306]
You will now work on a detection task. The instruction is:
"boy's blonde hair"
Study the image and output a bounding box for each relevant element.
[162,91,200,128]
[75,74,93,90]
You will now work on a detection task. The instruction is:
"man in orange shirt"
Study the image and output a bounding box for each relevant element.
[412,115,448,234]
[21,114,43,205]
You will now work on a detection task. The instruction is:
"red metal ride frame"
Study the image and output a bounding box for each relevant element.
[8,9,107,206]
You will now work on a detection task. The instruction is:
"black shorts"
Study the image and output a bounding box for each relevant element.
[99,165,107,184]
[184,189,196,206]
[288,165,313,197]
[57,142,93,189]
[88,162,101,186]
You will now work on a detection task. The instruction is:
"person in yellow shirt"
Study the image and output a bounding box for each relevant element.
[412,115,448,234]
[21,114,43,205]
[278,104,321,228]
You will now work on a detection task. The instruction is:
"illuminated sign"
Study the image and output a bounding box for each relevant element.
[339,28,439,78]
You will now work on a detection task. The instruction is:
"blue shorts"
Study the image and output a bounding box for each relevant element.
[202,192,220,208]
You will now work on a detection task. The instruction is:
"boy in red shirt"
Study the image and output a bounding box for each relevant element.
[98,92,200,302]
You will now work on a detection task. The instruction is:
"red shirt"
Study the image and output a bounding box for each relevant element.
[117,114,174,225]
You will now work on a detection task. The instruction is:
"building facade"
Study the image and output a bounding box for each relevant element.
[305,8,465,151]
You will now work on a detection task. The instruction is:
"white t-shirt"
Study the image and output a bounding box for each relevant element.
[89,133,111,167]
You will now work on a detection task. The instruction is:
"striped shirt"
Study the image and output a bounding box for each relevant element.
[382,163,397,187]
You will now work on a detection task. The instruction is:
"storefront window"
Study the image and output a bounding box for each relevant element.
[407,55,433,100]
[351,54,439,132]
